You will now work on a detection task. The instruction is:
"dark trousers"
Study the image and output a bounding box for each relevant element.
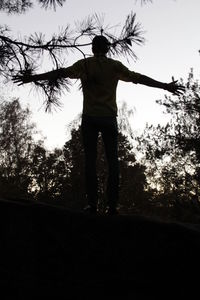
[81,115,119,209]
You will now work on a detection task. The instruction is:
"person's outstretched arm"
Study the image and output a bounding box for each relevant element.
[118,62,185,96]
[12,63,81,86]
[137,74,185,96]
[12,68,67,85]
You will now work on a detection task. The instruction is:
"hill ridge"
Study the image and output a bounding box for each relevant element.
[1,197,200,298]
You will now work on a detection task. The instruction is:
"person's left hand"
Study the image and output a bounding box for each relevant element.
[165,78,185,96]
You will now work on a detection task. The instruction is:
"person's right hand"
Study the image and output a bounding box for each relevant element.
[12,73,33,86]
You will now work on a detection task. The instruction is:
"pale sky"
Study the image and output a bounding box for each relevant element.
[1,0,200,149]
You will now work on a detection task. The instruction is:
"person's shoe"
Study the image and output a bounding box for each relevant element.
[83,205,97,214]
[105,207,119,216]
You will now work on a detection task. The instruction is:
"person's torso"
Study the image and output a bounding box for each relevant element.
[80,56,120,116]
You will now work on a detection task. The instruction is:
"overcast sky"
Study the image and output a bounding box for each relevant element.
[1,0,200,149]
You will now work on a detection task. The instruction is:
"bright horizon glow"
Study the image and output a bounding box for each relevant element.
[1,0,200,149]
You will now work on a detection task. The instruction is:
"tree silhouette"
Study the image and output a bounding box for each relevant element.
[0,98,38,198]
[0,97,148,214]
[30,145,68,202]
[136,70,200,221]
[0,97,70,202]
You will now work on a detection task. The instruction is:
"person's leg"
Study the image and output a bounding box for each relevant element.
[101,117,119,211]
[81,116,99,210]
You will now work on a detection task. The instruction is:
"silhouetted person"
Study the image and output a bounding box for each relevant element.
[13,35,185,215]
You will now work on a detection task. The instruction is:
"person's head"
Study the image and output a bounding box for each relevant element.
[92,35,110,55]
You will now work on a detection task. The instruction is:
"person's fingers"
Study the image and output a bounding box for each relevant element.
[14,81,24,86]
[172,80,178,84]
[12,75,25,85]
[12,78,25,85]
[173,90,184,96]
[13,79,22,84]
[12,76,21,81]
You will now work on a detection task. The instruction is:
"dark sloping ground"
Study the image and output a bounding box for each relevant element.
[1,197,200,299]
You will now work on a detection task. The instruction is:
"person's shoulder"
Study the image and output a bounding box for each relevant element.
[75,56,123,69]
[107,57,127,71]
[72,58,86,65]
[107,57,124,65]
[102,56,124,69]
[105,56,119,63]
[70,58,90,70]
[74,57,94,66]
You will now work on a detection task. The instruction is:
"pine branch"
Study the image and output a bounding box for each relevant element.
[38,0,66,10]
[107,12,145,60]
[0,0,66,14]
[0,0,32,14]
[1,12,145,111]
[34,77,71,112]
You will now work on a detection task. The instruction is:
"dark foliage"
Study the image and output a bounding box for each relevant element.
[2,94,200,222]
[0,0,66,14]
[0,98,148,214]
[136,70,200,222]
[0,98,37,199]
